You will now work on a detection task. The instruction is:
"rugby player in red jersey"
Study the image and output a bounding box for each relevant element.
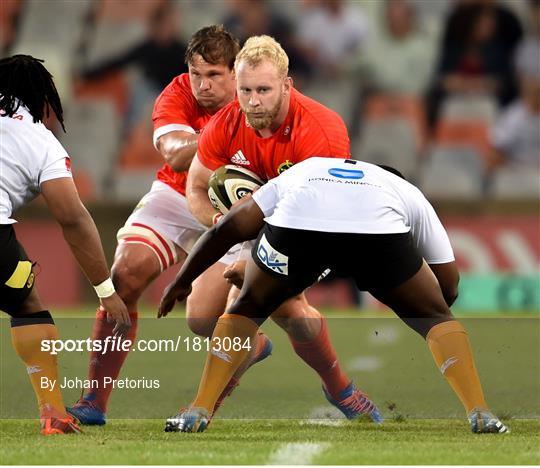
[67,26,243,425]
[162,35,381,430]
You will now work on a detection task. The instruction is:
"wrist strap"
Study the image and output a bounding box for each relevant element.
[94,278,115,299]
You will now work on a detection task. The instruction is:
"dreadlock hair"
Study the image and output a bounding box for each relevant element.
[0,54,65,131]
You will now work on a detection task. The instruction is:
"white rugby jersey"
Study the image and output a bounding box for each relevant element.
[0,104,72,224]
[252,157,454,264]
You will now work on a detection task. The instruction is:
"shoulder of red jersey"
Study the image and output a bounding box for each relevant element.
[154,73,192,107]
[201,98,243,136]
[153,74,195,122]
[152,73,203,146]
[292,89,346,130]
[169,73,192,94]
[290,89,350,158]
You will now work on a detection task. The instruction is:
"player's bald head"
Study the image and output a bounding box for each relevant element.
[234,35,289,78]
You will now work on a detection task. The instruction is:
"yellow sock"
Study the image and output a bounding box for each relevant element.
[10,314,66,414]
[426,320,487,413]
[192,314,259,414]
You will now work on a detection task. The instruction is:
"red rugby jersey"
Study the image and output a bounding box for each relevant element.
[152,73,215,195]
[197,88,351,181]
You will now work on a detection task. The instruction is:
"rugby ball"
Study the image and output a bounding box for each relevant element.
[208,165,264,214]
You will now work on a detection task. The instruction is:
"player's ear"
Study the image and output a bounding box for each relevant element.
[283,76,292,95]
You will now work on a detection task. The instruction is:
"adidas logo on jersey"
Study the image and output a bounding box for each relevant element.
[230,150,250,166]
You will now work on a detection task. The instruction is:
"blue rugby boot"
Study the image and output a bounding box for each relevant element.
[66,393,106,426]
[323,382,382,423]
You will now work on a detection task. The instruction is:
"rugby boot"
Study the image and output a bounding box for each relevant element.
[165,407,209,433]
[323,381,382,423]
[66,393,106,425]
[40,404,82,435]
[469,407,509,433]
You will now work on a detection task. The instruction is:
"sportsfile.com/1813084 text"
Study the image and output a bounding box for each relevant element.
[40,336,252,355]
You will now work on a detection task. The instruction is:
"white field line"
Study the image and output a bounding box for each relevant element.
[299,419,343,427]
[308,405,344,420]
[298,405,344,427]
[347,355,383,372]
[368,324,401,345]
[266,442,328,465]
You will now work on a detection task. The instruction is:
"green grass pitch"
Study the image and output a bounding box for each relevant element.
[1,309,539,465]
[1,419,539,465]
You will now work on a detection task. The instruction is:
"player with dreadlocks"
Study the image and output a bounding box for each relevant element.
[0,55,66,131]
[0,55,130,435]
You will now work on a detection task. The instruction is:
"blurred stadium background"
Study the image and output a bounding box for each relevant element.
[2,0,539,313]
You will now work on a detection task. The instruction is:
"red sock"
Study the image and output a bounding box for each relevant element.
[85,308,138,412]
[290,317,350,399]
[250,332,271,365]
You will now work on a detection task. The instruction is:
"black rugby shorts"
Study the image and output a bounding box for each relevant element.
[0,225,35,315]
[252,223,423,293]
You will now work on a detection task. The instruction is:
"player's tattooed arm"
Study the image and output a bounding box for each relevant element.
[186,156,221,227]
[158,198,264,317]
[156,130,199,172]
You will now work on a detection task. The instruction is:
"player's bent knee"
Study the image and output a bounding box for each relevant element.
[438,276,459,307]
[270,294,304,319]
[186,314,216,338]
[272,314,319,342]
[185,262,231,318]
[269,294,321,341]
[430,262,460,308]
[402,302,454,338]
[443,288,459,307]
[229,291,274,324]
[418,301,454,323]
[111,266,146,305]
[185,294,216,319]
[111,250,160,304]
[185,292,228,336]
